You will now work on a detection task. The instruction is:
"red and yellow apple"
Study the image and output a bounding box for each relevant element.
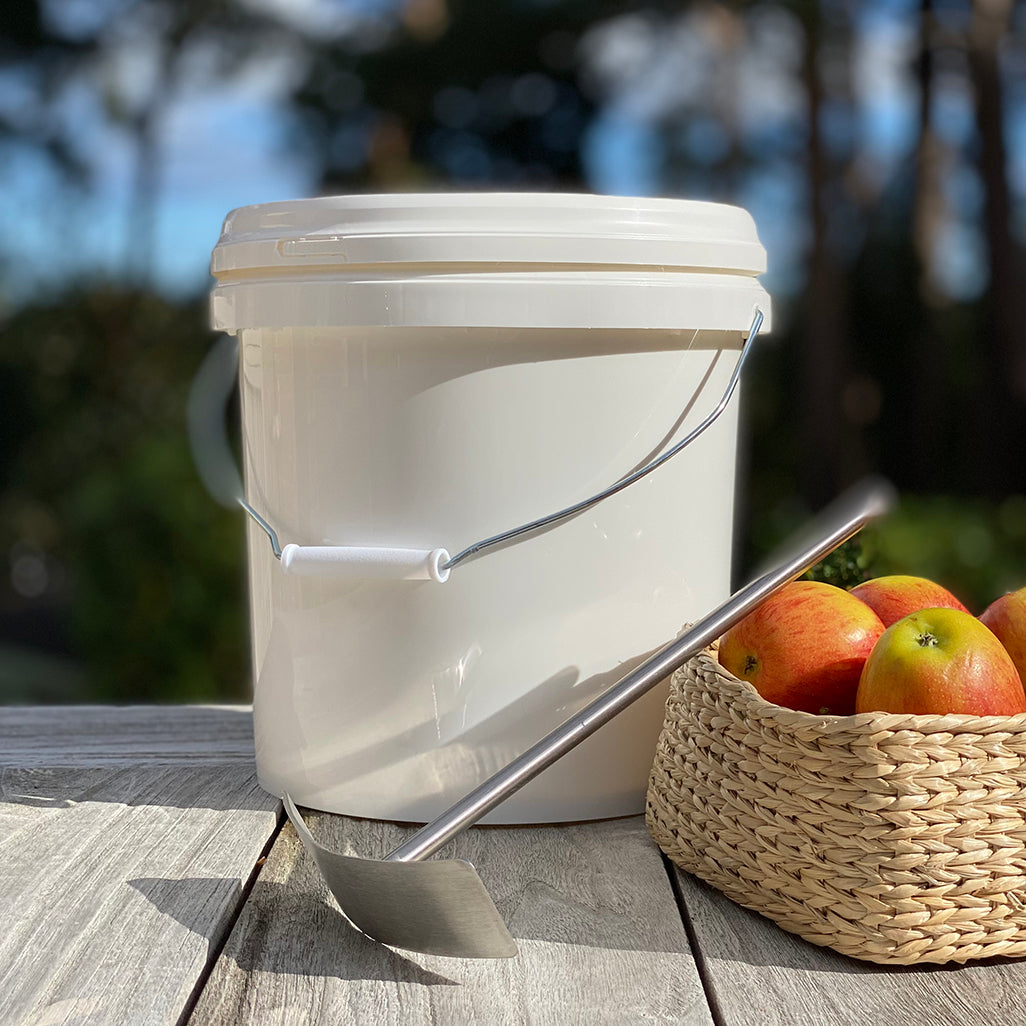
[979,586,1026,686]
[849,574,968,627]
[855,607,1026,716]
[718,580,885,715]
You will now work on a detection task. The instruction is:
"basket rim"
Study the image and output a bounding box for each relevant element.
[686,647,1026,736]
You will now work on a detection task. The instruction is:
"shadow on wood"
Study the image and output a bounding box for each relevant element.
[129,876,459,986]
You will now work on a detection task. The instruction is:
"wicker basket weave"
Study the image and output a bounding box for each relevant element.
[646,648,1026,965]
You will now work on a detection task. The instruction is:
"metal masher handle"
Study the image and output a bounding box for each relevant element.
[386,476,895,863]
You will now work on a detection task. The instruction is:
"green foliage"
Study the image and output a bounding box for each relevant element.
[297,0,607,189]
[857,495,1026,615]
[753,493,1026,614]
[3,1,1025,705]
[0,288,248,702]
[803,537,868,590]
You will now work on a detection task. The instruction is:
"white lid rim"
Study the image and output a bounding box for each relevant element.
[212,239,767,276]
[211,272,772,334]
[211,192,767,277]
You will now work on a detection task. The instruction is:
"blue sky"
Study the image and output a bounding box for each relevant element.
[0,63,316,301]
[0,0,1022,309]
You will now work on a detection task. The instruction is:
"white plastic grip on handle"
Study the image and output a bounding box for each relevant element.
[279,544,452,583]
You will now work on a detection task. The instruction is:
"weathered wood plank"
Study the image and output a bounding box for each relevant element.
[0,704,258,765]
[0,707,280,1026]
[672,866,1026,1026]
[189,812,712,1025]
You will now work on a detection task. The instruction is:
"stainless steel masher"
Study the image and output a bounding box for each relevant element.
[282,477,894,960]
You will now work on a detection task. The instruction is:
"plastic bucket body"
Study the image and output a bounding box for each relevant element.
[210,193,770,824]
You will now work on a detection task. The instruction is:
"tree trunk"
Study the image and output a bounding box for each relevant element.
[799,2,850,506]
[125,104,162,286]
[913,0,945,305]
[906,0,947,489]
[967,0,1026,491]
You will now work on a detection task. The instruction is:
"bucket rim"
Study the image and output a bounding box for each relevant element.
[211,191,766,278]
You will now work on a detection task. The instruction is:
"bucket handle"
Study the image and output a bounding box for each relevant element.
[237,307,764,582]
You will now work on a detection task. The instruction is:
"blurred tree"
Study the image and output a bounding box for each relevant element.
[291,0,628,189]
[3,0,1026,703]
[966,0,1026,490]
[1,0,295,286]
[91,0,291,282]
[907,0,947,486]
[0,290,247,701]
[793,0,861,505]
[0,0,94,182]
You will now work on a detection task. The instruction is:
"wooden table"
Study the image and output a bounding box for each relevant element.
[4,705,1026,1025]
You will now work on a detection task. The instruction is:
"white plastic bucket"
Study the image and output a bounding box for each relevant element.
[210,192,770,824]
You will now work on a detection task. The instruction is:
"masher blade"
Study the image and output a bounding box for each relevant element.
[283,795,517,959]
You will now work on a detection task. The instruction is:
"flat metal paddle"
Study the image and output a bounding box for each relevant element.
[283,478,895,959]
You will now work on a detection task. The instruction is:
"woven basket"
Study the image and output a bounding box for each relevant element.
[646,648,1026,965]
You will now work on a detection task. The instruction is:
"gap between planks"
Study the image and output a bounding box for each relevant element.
[177,799,287,1026]
[663,853,728,1026]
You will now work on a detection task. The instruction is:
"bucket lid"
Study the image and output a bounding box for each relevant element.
[211,192,766,276]
[210,192,770,333]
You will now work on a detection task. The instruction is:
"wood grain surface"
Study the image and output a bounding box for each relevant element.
[189,812,712,1026]
[0,705,279,1026]
[672,865,1026,1026]
[16,704,1026,1026]
[0,704,259,765]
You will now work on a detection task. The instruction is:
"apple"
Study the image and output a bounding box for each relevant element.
[979,586,1026,686]
[718,580,885,715]
[849,574,968,627]
[855,607,1026,716]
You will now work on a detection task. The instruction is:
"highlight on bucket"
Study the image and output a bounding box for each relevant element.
[207,192,771,825]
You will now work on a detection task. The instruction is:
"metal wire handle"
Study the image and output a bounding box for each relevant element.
[441,306,764,571]
[241,306,764,573]
[239,497,283,559]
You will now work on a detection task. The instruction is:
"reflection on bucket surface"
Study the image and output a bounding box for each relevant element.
[210,193,770,824]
